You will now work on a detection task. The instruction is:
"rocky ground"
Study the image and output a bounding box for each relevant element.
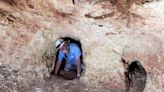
[0,0,164,92]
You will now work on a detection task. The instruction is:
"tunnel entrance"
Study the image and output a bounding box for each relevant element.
[53,37,85,80]
[121,59,147,92]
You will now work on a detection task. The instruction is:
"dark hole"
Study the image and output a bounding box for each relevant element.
[53,37,85,80]
[121,59,147,92]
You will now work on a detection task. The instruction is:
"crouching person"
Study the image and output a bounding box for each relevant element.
[54,38,83,79]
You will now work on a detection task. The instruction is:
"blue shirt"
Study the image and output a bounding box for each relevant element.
[58,43,81,65]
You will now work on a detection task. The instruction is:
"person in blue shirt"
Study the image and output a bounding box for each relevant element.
[54,38,82,78]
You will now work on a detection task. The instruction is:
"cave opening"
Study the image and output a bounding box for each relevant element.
[121,59,147,92]
[52,37,85,80]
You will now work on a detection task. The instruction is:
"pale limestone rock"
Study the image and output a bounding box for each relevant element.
[0,0,164,92]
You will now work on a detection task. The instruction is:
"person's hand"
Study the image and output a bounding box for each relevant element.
[73,74,80,81]
[77,74,80,79]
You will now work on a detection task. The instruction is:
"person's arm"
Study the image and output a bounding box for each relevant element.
[55,51,64,75]
[55,60,62,75]
[76,57,81,78]
[74,45,81,78]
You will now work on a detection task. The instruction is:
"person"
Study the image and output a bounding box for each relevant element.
[54,38,83,78]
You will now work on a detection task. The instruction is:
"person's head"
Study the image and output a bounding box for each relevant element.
[56,39,69,54]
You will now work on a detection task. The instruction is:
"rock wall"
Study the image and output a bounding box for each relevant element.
[0,0,164,92]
